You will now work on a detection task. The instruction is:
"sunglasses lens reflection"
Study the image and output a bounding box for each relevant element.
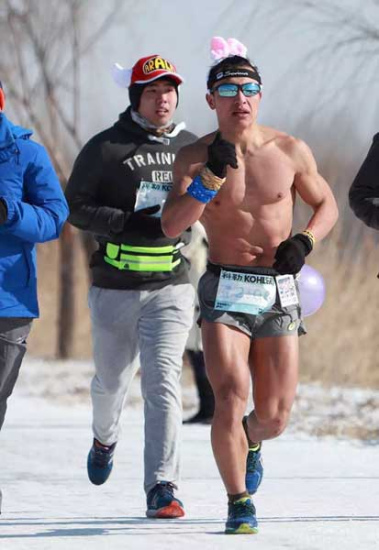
[215,83,261,97]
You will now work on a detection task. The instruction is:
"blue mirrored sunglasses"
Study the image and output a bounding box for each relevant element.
[212,82,261,97]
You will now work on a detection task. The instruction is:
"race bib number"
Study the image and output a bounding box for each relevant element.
[215,270,277,314]
[275,274,299,308]
[134,181,171,218]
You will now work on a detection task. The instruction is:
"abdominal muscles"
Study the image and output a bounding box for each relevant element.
[201,198,294,267]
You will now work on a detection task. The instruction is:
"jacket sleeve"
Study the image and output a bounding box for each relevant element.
[349,133,379,229]
[2,143,69,243]
[65,138,125,237]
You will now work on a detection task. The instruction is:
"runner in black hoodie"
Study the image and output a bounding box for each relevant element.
[65,54,197,518]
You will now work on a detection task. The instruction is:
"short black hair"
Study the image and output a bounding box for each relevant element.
[207,55,261,91]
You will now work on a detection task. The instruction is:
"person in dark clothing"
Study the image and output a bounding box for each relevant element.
[65,54,197,519]
[185,348,215,424]
[349,134,379,228]
[0,80,68,514]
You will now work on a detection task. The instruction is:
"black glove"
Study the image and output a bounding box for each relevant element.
[0,198,8,225]
[273,233,313,275]
[206,132,238,178]
[124,204,161,232]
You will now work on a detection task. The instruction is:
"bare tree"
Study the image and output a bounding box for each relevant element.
[266,0,379,98]
[0,0,124,357]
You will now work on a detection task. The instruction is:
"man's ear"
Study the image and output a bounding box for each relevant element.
[0,88,5,112]
[206,92,215,110]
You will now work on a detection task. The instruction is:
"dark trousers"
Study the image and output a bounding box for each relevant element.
[0,318,33,431]
[187,350,215,416]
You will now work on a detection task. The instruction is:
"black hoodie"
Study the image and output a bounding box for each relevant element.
[349,133,379,229]
[66,107,197,290]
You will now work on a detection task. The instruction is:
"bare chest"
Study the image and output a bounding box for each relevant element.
[216,148,295,208]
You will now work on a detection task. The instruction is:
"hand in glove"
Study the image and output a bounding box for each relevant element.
[273,233,313,275]
[124,204,161,231]
[206,132,238,178]
[0,198,8,225]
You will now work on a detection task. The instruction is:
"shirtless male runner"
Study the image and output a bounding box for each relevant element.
[161,38,339,535]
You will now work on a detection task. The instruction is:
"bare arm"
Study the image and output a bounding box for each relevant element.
[292,139,339,241]
[161,144,207,238]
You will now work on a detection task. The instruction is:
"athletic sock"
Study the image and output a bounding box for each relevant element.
[228,491,250,504]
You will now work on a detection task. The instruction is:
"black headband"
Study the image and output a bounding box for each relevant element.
[209,68,261,90]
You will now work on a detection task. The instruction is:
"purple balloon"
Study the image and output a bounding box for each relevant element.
[298,265,326,317]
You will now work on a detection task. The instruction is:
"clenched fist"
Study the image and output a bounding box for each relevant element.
[206,132,238,178]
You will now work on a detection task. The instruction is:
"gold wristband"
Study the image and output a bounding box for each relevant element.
[302,229,316,248]
[199,165,226,191]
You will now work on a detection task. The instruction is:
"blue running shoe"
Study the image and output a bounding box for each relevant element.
[146,481,185,518]
[87,438,116,486]
[225,496,258,534]
[243,416,263,495]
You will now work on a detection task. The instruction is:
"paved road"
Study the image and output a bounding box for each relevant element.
[1,395,379,549]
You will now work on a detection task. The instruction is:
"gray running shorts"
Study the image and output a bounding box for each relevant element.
[198,262,306,339]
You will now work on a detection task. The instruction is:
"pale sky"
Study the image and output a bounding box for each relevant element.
[82,0,379,164]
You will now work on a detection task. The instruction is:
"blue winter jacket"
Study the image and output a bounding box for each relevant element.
[0,113,69,317]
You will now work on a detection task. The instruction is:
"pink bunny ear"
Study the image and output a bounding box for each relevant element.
[210,36,230,61]
[227,38,248,58]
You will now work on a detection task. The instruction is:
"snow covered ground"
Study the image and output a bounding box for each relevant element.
[1,358,379,549]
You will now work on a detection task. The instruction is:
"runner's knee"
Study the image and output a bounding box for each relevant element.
[213,384,248,419]
[255,407,290,437]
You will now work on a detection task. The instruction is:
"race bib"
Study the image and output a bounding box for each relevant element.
[134,181,171,218]
[215,270,277,314]
[275,274,299,308]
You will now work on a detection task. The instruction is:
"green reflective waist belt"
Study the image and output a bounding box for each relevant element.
[104,242,182,272]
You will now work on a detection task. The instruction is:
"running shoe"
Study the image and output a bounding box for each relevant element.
[243,416,263,495]
[87,438,116,486]
[225,496,258,534]
[146,481,185,518]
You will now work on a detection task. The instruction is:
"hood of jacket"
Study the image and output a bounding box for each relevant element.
[0,113,33,162]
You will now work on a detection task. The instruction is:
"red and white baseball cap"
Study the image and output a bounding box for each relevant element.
[112,55,184,88]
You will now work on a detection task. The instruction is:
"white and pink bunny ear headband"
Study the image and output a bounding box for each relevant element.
[210,36,248,62]
[208,36,261,90]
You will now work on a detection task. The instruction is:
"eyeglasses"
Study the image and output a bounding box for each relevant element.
[211,82,261,98]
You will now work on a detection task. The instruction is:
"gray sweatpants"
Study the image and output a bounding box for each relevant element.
[88,283,195,494]
[0,318,33,431]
